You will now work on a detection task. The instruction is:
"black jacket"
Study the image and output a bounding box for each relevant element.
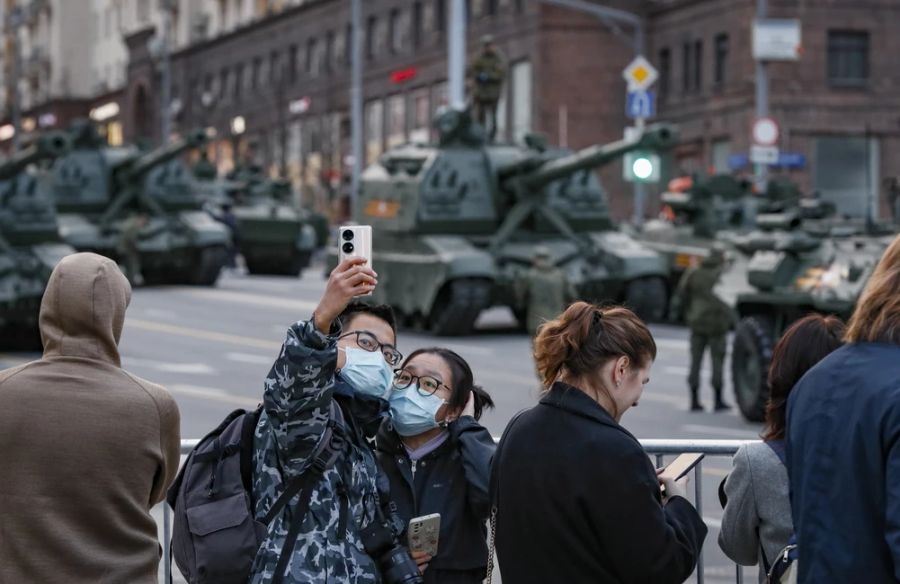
[376,416,496,584]
[494,382,708,584]
[787,343,900,583]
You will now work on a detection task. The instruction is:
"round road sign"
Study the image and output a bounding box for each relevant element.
[752,117,780,146]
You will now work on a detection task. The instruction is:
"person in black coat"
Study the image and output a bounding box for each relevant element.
[787,233,900,583]
[376,347,496,583]
[494,303,708,584]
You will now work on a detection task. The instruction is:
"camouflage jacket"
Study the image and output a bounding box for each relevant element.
[672,262,734,336]
[249,319,384,584]
[468,50,505,102]
[519,266,578,335]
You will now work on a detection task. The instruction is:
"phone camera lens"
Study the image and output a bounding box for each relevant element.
[342,229,354,241]
[342,242,354,254]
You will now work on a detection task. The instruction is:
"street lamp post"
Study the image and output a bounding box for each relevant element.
[159,0,174,145]
[349,0,363,220]
[7,6,25,152]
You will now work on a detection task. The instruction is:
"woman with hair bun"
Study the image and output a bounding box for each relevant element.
[493,302,707,583]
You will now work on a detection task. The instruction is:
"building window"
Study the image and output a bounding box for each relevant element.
[307,38,320,77]
[344,24,353,66]
[682,42,691,94]
[435,0,445,32]
[234,64,243,99]
[472,0,483,17]
[413,2,423,47]
[658,48,670,100]
[252,57,262,90]
[510,60,532,143]
[828,30,869,86]
[390,9,403,54]
[364,99,384,164]
[289,44,299,82]
[325,31,335,72]
[714,34,728,86]
[409,87,430,143]
[711,139,731,173]
[270,51,282,84]
[486,0,498,16]
[387,94,406,147]
[693,40,703,91]
[367,16,377,58]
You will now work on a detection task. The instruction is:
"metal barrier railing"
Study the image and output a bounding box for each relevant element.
[164,438,756,584]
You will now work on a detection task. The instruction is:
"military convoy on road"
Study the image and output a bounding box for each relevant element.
[337,109,677,335]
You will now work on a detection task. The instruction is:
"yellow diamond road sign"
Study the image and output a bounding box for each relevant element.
[623,56,659,91]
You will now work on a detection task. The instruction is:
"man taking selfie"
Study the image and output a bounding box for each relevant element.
[249,257,420,584]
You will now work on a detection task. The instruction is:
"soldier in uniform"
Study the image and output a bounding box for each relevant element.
[519,246,577,336]
[192,150,217,181]
[468,35,506,140]
[116,212,147,287]
[670,246,734,412]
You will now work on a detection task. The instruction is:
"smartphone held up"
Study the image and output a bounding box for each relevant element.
[338,225,373,296]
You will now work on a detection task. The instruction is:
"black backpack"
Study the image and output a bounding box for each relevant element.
[166,401,345,584]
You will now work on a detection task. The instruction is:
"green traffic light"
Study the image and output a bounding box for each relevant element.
[632,157,654,180]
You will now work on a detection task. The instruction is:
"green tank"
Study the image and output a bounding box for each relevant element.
[49,122,229,286]
[0,131,75,348]
[195,172,322,276]
[333,109,676,335]
[730,216,895,421]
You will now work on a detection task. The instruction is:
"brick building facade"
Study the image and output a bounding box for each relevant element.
[122,0,900,220]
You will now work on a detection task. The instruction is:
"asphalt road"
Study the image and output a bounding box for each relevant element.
[1,266,762,584]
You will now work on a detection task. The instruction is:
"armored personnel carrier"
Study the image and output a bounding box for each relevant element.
[339,109,676,335]
[0,131,75,348]
[730,217,894,421]
[195,169,321,276]
[49,122,229,286]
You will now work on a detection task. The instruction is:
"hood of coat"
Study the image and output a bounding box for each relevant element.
[39,252,132,366]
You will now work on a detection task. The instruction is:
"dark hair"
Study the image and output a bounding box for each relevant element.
[763,314,845,441]
[846,234,900,345]
[534,302,656,416]
[400,347,495,421]
[338,302,397,335]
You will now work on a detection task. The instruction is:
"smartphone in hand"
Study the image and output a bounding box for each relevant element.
[408,513,440,557]
[338,225,373,296]
[659,452,704,496]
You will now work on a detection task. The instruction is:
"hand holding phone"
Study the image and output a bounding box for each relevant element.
[338,225,373,298]
[408,513,440,557]
[658,453,704,499]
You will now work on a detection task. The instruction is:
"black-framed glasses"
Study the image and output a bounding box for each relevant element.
[392,369,450,397]
[339,330,402,366]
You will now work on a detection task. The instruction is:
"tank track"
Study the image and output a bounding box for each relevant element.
[428,278,492,336]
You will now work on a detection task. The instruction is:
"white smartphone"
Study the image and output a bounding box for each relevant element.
[407,513,440,557]
[338,225,373,296]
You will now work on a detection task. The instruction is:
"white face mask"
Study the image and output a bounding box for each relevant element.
[339,347,393,399]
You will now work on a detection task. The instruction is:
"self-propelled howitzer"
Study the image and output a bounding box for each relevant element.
[50,123,229,286]
[333,109,677,335]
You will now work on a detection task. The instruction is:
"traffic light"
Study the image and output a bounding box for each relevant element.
[624,151,661,183]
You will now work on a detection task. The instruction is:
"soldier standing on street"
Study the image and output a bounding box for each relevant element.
[670,247,734,412]
[519,246,577,336]
[468,35,506,141]
[117,212,147,287]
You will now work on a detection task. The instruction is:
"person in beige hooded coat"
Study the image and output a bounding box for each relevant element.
[0,252,180,583]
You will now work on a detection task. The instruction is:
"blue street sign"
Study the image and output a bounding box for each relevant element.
[728,152,807,170]
[626,90,656,119]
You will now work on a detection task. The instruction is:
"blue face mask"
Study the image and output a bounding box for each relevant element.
[389,385,449,437]
[339,347,393,399]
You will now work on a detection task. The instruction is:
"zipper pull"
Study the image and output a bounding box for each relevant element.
[411,459,417,479]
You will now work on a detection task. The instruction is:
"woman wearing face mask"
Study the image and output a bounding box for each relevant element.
[375,348,496,583]
[493,302,708,584]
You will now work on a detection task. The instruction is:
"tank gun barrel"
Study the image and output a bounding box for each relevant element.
[114,129,208,184]
[0,131,71,180]
[509,124,677,191]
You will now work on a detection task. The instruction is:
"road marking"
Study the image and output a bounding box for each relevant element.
[639,391,685,406]
[226,352,274,365]
[142,308,177,320]
[681,424,759,439]
[169,384,260,408]
[176,288,319,313]
[653,338,690,351]
[477,369,540,387]
[123,357,215,375]
[127,318,282,351]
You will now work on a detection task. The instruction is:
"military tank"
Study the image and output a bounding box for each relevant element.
[0,131,75,348]
[334,109,676,335]
[730,216,895,421]
[195,169,321,276]
[49,122,229,286]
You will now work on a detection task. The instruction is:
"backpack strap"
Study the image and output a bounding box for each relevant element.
[269,400,346,584]
[485,408,530,584]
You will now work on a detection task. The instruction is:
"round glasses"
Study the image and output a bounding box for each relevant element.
[339,330,402,366]
[392,369,450,397]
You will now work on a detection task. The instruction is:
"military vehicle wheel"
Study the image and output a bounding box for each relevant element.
[428,278,492,336]
[731,316,774,422]
[191,245,228,286]
[624,277,668,322]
